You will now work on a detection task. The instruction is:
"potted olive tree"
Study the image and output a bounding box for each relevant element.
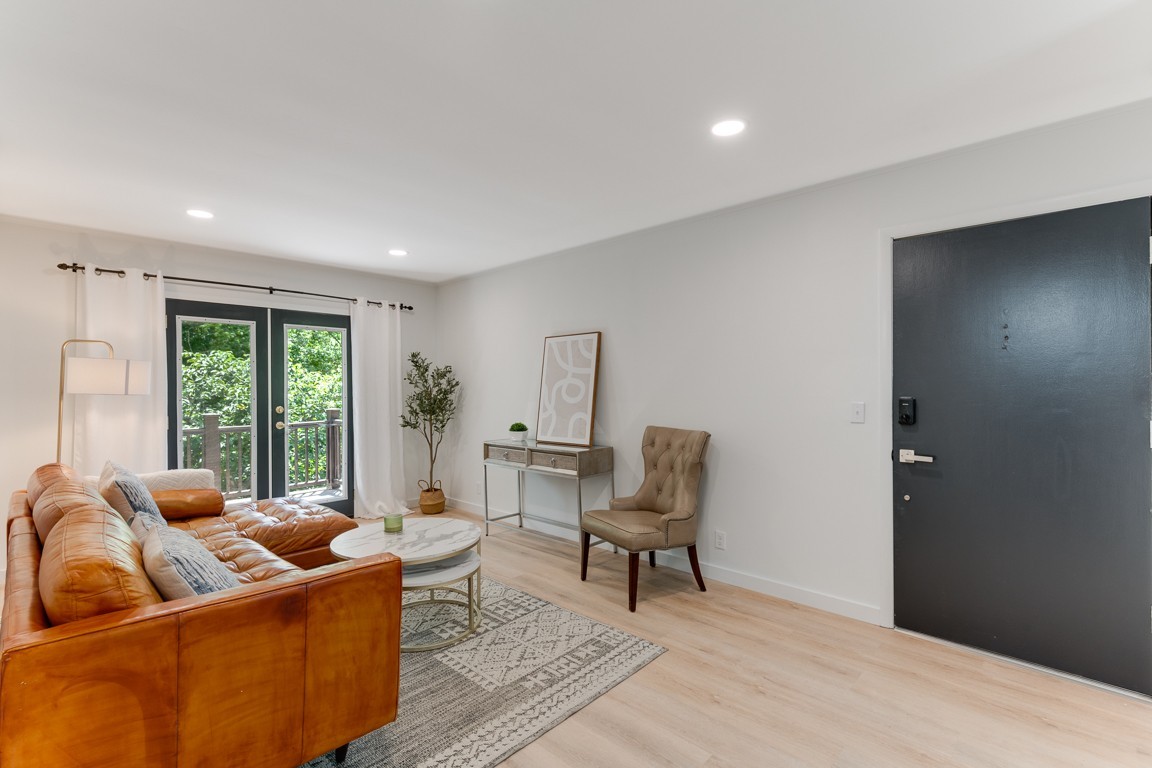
[399,352,460,514]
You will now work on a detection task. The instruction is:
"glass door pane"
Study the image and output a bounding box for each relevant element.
[284,325,347,500]
[166,301,270,502]
[272,310,353,514]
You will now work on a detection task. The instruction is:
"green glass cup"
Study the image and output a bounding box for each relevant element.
[384,513,404,533]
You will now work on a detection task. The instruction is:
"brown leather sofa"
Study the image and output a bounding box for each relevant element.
[1,463,401,767]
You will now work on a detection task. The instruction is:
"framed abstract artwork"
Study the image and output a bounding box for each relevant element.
[536,331,601,447]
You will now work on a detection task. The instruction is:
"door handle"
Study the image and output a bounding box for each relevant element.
[898,449,934,464]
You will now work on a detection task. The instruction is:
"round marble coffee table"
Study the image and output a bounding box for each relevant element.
[330,517,482,652]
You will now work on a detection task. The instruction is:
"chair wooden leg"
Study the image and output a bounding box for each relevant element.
[649,550,656,568]
[687,544,706,592]
[580,530,590,581]
[334,744,349,763]
[628,552,639,611]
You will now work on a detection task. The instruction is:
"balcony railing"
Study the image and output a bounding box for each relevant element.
[181,409,343,500]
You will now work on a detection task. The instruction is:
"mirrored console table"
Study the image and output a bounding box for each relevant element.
[482,439,614,538]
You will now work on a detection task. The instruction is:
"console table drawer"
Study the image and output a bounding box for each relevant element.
[485,445,527,464]
[529,451,578,473]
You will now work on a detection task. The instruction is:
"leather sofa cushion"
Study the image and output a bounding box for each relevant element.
[26,463,83,507]
[152,489,225,520]
[31,481,107,543]
[169,497,356,557]
[39,503,162,625]
[192,532,302,584]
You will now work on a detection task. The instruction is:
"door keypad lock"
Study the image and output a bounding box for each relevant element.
[898,397,916,425]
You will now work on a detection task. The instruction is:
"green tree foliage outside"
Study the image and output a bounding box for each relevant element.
[286,328,344,422]
[285,328,345,488]
[180,321,345,493]
[181,322,252,428]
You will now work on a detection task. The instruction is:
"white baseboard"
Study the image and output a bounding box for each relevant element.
[448,496,885,626]
[658,550,886,626]
[445,497,485,516]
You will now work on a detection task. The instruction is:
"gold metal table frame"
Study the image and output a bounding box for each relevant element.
[400,551,482,652]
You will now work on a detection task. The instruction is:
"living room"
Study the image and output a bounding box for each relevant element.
[5,3,1152,766]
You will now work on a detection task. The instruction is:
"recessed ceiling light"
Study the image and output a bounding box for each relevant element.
[710,119,746,137]
[186,209,214,219]
[388,249,408,257]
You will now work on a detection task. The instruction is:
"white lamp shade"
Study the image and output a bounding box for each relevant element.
[65,357,152,395]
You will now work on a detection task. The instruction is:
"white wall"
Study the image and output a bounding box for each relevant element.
[0,217,440,536]
[436,98,1152,625]
[6,98,1152,624]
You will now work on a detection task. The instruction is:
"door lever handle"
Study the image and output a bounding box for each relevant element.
[898,449,934,464]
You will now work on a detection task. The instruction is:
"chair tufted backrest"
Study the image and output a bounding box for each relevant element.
[632,426,710,519]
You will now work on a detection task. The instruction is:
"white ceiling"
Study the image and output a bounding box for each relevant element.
[3,2,1151,283]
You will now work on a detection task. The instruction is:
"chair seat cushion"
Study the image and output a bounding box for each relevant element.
[582,507,665,552]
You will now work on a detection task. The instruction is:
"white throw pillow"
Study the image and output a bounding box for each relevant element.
[138,468,216,493]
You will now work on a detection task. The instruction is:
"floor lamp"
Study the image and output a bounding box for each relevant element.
[57,338,152,463]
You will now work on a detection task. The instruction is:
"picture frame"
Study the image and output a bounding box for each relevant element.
[535,331,601,447]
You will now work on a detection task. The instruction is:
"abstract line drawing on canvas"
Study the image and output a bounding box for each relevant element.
[536,332,601,446]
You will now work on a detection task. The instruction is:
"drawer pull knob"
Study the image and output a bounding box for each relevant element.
[502,451,509,460]
[549,457,557,467]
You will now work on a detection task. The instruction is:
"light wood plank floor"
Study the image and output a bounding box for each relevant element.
[414,507,1152,768]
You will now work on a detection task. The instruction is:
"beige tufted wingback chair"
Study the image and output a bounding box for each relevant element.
[580,426,711,611]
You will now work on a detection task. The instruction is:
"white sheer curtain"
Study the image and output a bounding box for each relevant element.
[350,299,407,517]
[73,264,167,475]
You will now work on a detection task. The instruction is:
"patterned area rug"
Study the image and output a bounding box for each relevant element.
[302,577,664,768]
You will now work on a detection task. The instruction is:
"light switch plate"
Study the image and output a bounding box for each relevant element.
[850,401,866,424]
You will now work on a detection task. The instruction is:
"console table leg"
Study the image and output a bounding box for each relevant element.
[483,465,490,535]
[517,471,525,527]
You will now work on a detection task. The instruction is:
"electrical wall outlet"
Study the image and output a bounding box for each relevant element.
[714,529,727,550]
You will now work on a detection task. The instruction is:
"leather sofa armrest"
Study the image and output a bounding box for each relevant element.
[0,553,401,767]
[2,553,397,649]
[609,495,639,511]
[7,490,31,536]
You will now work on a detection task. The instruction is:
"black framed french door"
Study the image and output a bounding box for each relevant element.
[166,299,353,515]
[270,309,353,515]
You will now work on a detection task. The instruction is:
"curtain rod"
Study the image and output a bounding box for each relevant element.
[56,262,414,311]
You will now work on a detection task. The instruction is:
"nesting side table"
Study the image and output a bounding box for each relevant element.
[330,517,482,652]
